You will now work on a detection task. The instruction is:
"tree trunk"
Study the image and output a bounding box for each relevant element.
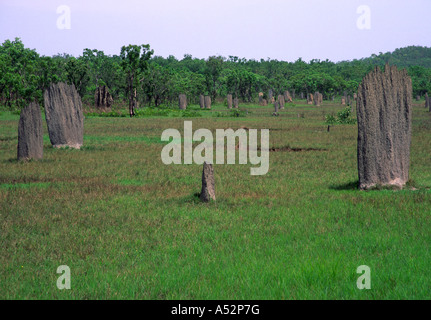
[128,82,135,117]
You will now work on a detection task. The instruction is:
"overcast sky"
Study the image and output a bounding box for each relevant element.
[0,0,430,62]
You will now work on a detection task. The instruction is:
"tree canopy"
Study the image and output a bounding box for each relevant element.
[1,38,430,110]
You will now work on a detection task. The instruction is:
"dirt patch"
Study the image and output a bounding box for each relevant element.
[233,145,327,152]
[265,146,328,152]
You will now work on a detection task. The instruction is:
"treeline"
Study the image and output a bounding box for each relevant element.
[360,46,431,68]
[1,37,431,111]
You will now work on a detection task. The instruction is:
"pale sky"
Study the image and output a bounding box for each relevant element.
[0,0,430,62]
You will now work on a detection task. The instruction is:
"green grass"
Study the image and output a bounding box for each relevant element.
[1,100,430,299]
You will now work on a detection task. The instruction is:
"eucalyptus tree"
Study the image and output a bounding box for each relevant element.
[120,44,153,117]
[0,38,40,108]
[65,57,89,97]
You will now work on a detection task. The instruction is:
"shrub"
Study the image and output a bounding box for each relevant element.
[325,107,356,125]
[214,109,248,118]
[181,110,202,118]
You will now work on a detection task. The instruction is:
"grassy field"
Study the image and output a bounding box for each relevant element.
[1,100,430,299]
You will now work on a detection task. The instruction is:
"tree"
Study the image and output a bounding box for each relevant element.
[65,57,89,97]
[142,63,173,106]
[180,54,206,74]
[2,38,431,112]
[120,44,153,117]
[81,49,125,99]
[0,38,40,109]
[205,56,224,101]
[223,68,259,101]
[36,56,62,93]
